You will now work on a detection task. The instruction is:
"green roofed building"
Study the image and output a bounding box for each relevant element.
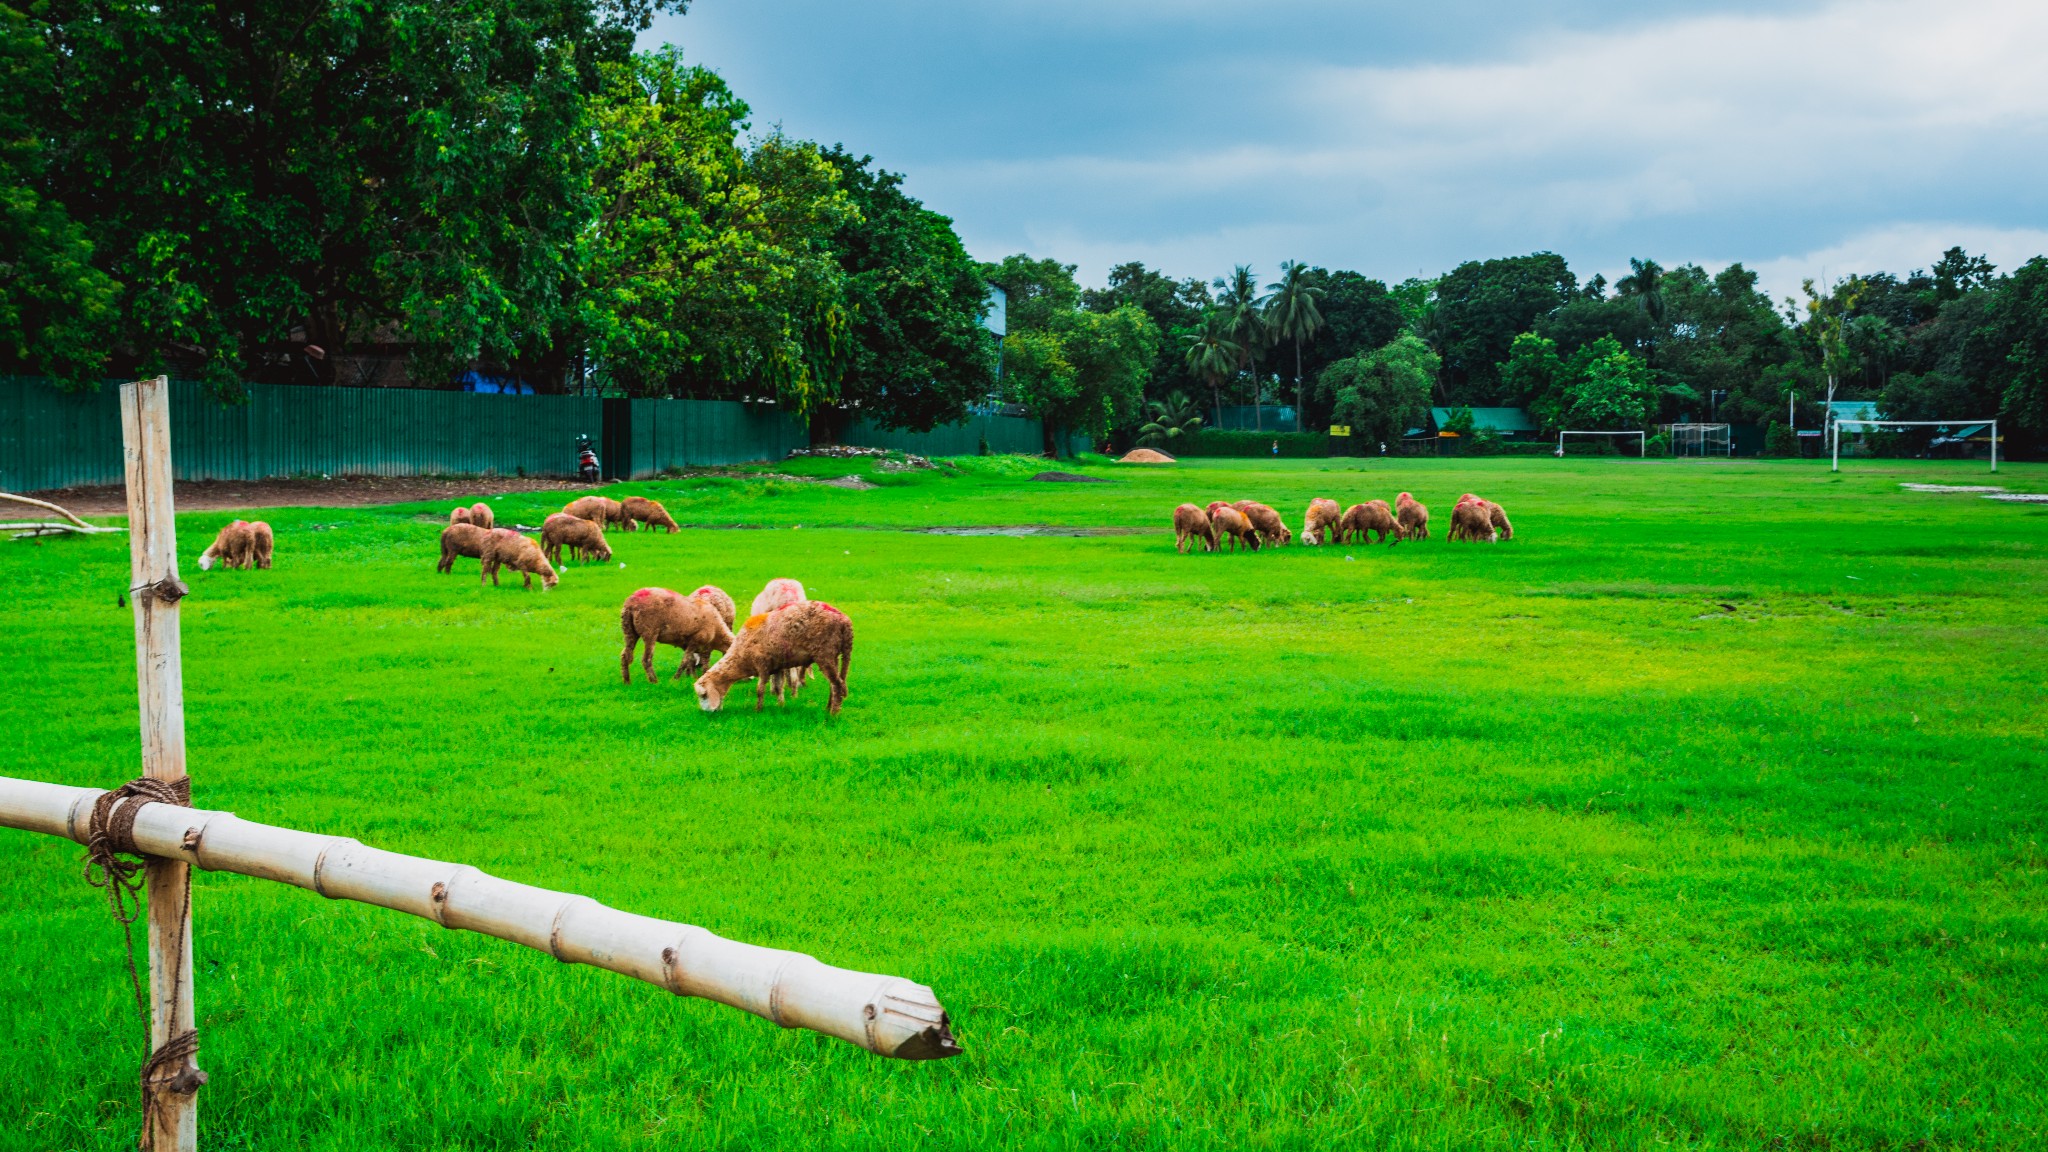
[1424,407,1538,439]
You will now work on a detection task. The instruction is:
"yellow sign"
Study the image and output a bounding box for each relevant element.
[1328,425,1351,437]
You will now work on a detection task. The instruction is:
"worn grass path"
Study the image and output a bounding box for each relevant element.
[3,455,2045,1150]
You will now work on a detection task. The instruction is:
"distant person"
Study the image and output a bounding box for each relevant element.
[1271,439,1279,457]
[1379,441,1387,456]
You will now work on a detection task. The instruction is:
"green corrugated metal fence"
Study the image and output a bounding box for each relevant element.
[841,413,1083,457]
[0,377,796,491]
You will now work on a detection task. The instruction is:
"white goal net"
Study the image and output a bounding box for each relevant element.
[1663,423,1732,458]
[1556,430,1645,457]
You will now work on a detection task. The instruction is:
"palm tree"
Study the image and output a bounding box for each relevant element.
[1137,391,1206,449]
[1215,265,1269,430]
[1615,257,1667,365]
[1182,311,1243,425]
[1264,260,1325,423]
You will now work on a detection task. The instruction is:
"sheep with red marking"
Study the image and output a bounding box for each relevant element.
[695,600,854,716]
[479,527,557,590]
[563,495,628,531]
[468,502,495,530]
[1338,500,1397,545]
[1210,504,1259,552]
[449,506,473,527]
[199,520,264,570]
[1449,495,1497,542]
[1485,499,1514,540]
[1172,504,1217,553]
[620,587,734,684]
[438,523,490,573]
[621,496,678,533]
[541,512,611,566]
[1233,500,1292,547]
[1301,498,1342,545]
[1395,492,1430,541]
[747,578,809,697]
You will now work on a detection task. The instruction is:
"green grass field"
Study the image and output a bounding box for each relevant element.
[3,455,2045,1150]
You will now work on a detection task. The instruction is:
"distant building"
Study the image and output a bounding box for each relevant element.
[1424,407,1537,439]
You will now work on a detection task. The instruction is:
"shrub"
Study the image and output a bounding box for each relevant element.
[1644,433,1670,458]
[1762,421,1798,457]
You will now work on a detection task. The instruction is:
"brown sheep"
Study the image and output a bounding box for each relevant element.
[479,527,557,590]
[248,520,274,569]
[621,496,678,534]
[1301,498,1342,545]
[695,601,853,716]
[469,502,495,530]
[1486,500,1514,540]
[438,522,491,573]
[198,520,256,570]
[1449,496,1497,543]
[1395,492,1430,541]
[541,512,611,566]
[678,584,741,678]
[741,580,809,697]
[1337,500,1397,545]
[1172,504,1217,553]
[1233,500,1293,546]
[620,587,734,684]
[449,506,473,526]
[1210,505,1259,552]
[563,495,629,531]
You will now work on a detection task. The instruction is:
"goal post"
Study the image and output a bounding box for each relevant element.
[1555,430,1646,458]
[1830,418,1999,473]
[1662,423,1733,458]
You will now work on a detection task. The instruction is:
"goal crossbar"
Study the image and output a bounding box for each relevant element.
[1830,418,1999,473]
[1556,430,1645,457]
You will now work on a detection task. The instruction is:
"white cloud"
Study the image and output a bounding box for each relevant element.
[928,0,2048,285]
[1739,223,2048,306]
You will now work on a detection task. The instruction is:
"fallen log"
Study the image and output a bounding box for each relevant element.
[0,774,960,1061]
[0,491,125,538]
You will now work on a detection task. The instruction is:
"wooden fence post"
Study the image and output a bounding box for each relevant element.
[120,375,200,1151]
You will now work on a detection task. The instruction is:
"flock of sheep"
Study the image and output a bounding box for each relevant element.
[1172,493,1514,553]
[430,494,851,715]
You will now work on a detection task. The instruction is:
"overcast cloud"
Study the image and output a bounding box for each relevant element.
[646,0,2048,301]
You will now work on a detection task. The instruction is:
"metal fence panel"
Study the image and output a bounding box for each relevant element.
[841,414,1050,456]
[639,399,806,474]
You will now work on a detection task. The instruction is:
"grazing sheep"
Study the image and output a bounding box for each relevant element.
[198,520,256,570]
[621,496,678,534]
[1449,496,1497,543]
[563,495,628,531]
[449,506,473,526]
[247,520,274,569]
[1337,500,1397,545]
[694,600,853,716]
[1395,492,1430,541]
[742,579,807,696]
[620,587,734,684]
[469,502,495,530]
[1172,504,1218,553]
[541,513,611,566]
[1210,505,1259,552]
[438,523,491,573]
[1301,498,1342,545]
[696,584,739,628]
[1486,499,1514,540]
[479,528,557,590]
[1233,501,1293,546]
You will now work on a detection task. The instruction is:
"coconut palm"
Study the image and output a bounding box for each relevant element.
[1215,265,1270,429]
[1264,260,1325,420]
[1137,391,1206,449]
[1182,311,1243,425]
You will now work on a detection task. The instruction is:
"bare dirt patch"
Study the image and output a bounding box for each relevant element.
[25,475,594,516]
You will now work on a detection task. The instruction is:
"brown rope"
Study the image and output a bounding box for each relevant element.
[82,776,206,1139]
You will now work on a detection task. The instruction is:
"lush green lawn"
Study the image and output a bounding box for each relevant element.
[3,455,2045,1151]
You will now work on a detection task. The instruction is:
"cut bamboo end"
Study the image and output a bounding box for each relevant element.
[0,775,962,1061]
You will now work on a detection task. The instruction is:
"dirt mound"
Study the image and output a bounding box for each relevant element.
[1030,471,1111,483]
[1117,448,1176,464]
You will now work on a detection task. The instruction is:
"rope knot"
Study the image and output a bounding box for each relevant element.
[130,577,189,606]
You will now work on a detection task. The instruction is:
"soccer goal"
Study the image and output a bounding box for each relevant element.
[1831,418,1999,473]
[1555,430,1645,457]
[1663,423,1733,458]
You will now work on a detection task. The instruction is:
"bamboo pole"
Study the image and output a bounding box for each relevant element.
[0,489,124,532]
[119,376,200,1151]
[0,774,961,1061]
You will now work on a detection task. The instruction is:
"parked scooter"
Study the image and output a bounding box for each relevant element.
[577,435,601,483]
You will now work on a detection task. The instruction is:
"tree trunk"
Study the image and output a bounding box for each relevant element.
[1294,338,1304,429]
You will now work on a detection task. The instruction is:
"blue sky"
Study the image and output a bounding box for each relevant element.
[645,0,2048,303]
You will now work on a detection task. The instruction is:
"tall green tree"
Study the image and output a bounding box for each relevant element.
[1433,253,1576,404]
[981,254,1081,333]
[0,6,118,386]
[818,147,997,431]
[1216,265,1269,429]
[580,51,851,412]
[1082,261,1209,402]
[1264,260,1325,418]
[1182,311,1243,423]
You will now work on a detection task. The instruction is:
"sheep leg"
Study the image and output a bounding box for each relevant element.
[821,657,847,716]
[754,677,767,712]
[645,638,660,684]
[620,634,639,685]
